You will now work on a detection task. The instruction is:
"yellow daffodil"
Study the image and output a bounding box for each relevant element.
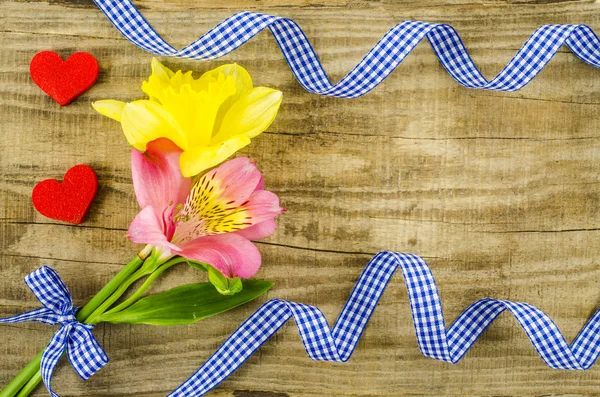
[93,59,282,177]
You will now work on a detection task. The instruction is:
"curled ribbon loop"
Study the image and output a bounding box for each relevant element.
[169,251,600,397]
[94,0,600,97]
[0,266,108,397]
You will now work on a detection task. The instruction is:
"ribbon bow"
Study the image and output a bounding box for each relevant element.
[0,266,108,397]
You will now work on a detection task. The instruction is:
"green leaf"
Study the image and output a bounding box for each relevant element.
[207,266,243,295]
[187,261,242,295]
[207,265,228,290]
[227,277,243,295]
[97,279,274,326]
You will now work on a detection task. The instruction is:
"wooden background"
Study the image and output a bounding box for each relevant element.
[1,0,600,396]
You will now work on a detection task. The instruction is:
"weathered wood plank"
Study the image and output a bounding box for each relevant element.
[1,0,600,396]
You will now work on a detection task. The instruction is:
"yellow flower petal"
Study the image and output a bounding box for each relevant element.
[179,135,251,177]
[142,58,177,103]
[92,100,126,122]
[201,64,254,136]
[152,58,175,80]
[121,100,189,151]
[160,74,237,148]
[199,63,253,99]
[213,86,282,142]
[170,70,196,91]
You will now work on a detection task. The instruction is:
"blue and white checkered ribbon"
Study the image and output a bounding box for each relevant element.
[0,266,108,397]
[169,251,600,396]
[93,0,600,97]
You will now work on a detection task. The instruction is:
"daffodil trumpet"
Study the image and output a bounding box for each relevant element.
[93,59,283,177]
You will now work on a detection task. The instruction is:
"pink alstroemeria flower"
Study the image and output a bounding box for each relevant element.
[127,139,283,278]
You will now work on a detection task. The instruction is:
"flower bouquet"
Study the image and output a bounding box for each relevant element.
[0,60,283,397]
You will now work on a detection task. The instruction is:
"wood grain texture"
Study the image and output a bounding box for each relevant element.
[1,0,600,396]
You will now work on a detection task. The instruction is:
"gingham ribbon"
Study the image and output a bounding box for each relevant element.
[93,0,600,97]
[0,266,108,397]
[169,251,600,396]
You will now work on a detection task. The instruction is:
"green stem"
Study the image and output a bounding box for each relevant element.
[0,353,42,397]
[14,372,40,397]
[102,257,188,317]
[0,245,153,397]
[85,267,149,325]
[12,254,184,397]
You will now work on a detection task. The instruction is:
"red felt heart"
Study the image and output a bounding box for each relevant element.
[32,165,99,225]
[30,51,99,106]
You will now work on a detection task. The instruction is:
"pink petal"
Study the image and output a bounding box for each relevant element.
[234,218,277,240]
[132,138,191,210]
[205,157,262,205]
[243,190,284,225]
[255,173,264,191]
[178,234,261,278]
[127,206,181,252]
